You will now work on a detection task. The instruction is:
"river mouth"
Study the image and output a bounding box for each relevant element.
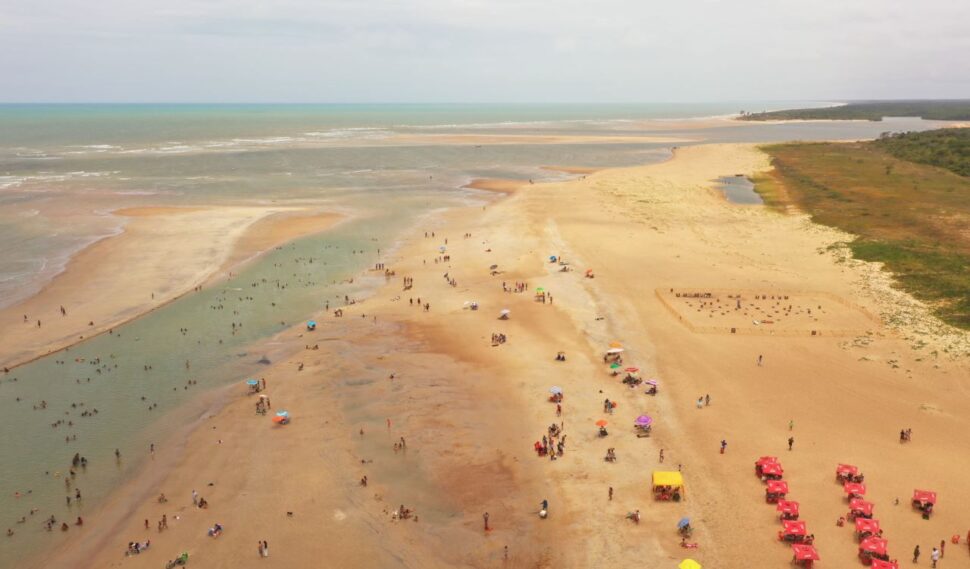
[716,175,763,205]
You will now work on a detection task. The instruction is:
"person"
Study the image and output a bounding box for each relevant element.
[541,499,548,512]
[789,419,794,431]
[483,512,490,531]
[696,397,703,409]
[931,546,940,567]
[608,487,613,501]
[262,540,269,558]
[704,394,710,406]
[720,440,727,454]
[758,354,763,366]
[940,539,945,557]
[659,449,665,463]
[913,545,920,563]
[788,436,795,451]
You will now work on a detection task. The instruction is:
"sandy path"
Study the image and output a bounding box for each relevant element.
[28,144,970,569]
[0,207,342,371]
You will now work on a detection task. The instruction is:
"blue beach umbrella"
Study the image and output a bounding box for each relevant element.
[677,517,690,529]
[276,411,289,418]
[246,379,259,386]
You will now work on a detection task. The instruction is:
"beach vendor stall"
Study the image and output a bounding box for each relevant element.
[634,415,652,437]
[855,518,880,541]
[844,482,866,501]
[652,471,685,502]
[761,461,784,481]
[306,320,316,331]
[755,456,779,477]
[778,520,810,543]
[858,536,890,564]
[777,499,800,521]
[791,543,820,567]
[849,498,874,520]
[912,489,936,519]
[836,463,860,483]
[870,559,899,569]
[765,480,789,503]
[272,410,290,425]
[246,379,260,394]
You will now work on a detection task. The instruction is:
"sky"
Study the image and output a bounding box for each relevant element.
[1,0,968,103]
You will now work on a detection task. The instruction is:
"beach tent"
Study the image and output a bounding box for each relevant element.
[766,480,789,494]
[849,498,874,518]
[781,520,807,538]
[791,544,820,561]
[678,559,701,569]
[844,482,866,497]
[859,536,888,557]
[854,518,880,537]
[870,559,899,569]
[652,471,685,498]
[761,461,784,479]
[836,463,859,480]
[776,500,800,519]
[912,489,936,506]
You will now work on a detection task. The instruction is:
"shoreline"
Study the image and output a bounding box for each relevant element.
[0,206,346,372]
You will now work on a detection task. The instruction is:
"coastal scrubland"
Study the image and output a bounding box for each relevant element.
[740,100,970,122]
[755,136,970,329]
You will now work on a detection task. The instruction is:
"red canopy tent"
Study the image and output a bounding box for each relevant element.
[870,559,899,569]
[849,498,875,519]
[766,480,789,503]
[777,499,800,520]
[836,463,859,481]
[779,520,808,542]
[859,536,889,557]
[912,489,937,506]
[791,543,820,561]
[761,461,784,479]
[755,455,779,476]
[854,517,880,538]
[844,481,867,498]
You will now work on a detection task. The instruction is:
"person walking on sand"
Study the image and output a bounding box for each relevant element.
[659,449,665,463]
[483,512,490,531]
[931,546,939,567]
[720,439,727,454]
[262,540,269,558]
[608,487,613,501]
[758,354,763,366]
[788,436,795,451]
[940,539,945,557]
[913,544,920,563]
[789,419,794,431]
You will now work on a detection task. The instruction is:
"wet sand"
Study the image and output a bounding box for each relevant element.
[25,144,970,568]
[0,207,344,371]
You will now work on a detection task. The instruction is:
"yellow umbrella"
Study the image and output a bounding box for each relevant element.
[679,560,701,569]
[609,341,623,348]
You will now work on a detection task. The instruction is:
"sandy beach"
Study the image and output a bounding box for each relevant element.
[0,206,343,371]
[23,143,970,569]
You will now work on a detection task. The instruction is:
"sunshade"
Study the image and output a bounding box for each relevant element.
[606,348,624,354]
[849,498,874,516]
[307,320,316,327]
[549,386,563,394]
[761,462,784,477]
[836,463,859,476]
[489,264,498,270]
[645,379,659,386]
[499,309,510,315]
[791,544,820,561]
[258,394,268,400]
[272,416,287,424]
[870,559,899,569]
[756,456,779,467]
[609,341,623,348]
[246,379,259,385]
[625,367,640,373]
[782,520,807,536]
[678,560,701,569]
[439,246,446,252]
[776,500,799,515]
[766,480,789,494]
[844,482,866,496]
[610,363,622,369]
[595,419,608,427]
[677,517,690,529]
[536,287,544,292]
[859,537,888,556]
[635,415,653,426]
[855,518,880,534]
[652,471,684,488]
[276,411,289,418]
[912,489,936,504]
[549,255,557,261]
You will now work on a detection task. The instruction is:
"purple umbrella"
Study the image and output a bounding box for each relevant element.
[635,415,653,426]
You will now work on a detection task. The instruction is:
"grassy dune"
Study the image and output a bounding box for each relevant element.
[756,139,970,329]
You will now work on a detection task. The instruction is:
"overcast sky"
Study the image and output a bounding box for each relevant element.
[1,0,968,103]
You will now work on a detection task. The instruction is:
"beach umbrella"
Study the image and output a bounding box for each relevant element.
[645,379,659,386]
[606,348,624,354]
[625,367,639,373]
[549,255,557,262]
[489,264,498,270]
[276,410,289,418]
[246,379,259,386]
[536,287,545,292]
[272,416,287,424]
[258,394,268,400]
[307,320,316,328]
[609,341,623,348]
[635,415,653,427]
[499,309,510,316]
[549,386,563,395]
[677,517,690,529]
[609,362,622,369]
[679,560,701,569]
[439,246,446,253]
[595,419,608,427]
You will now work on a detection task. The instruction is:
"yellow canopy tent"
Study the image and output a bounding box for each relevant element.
[679,560,701,569]
[652,471,685,501]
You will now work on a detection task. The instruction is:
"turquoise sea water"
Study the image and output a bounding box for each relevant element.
[0,103,949,565]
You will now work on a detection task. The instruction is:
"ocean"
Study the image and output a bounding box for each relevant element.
[0,103,947,565]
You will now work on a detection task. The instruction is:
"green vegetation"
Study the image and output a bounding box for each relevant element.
[740,100,970,122]
[872,128,970,177]
[756,137,970,329]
